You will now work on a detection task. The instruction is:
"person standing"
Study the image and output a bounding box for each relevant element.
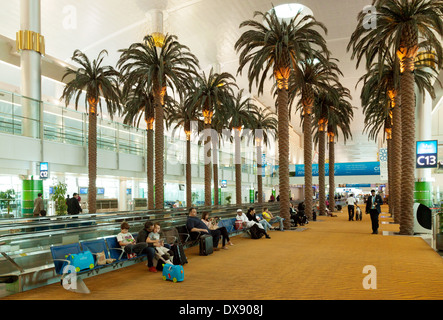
[346,194,358,221]
[67,193,83,215]
[33,193,44,217]
[365,190,383,234]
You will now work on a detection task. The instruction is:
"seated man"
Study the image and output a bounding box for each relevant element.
[186,207,221,250]
[134,221,159,273]
[262,207,284,231]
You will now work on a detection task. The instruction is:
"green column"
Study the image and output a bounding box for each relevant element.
[414,181,432,207]
[22,179,43,218]
[249,188,254,203]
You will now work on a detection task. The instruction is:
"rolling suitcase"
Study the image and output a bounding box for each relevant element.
[199,234,213,256]
[65,251,95,273]
[172,243,188,265]
[162,263,184,282]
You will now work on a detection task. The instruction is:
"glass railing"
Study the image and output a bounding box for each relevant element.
[0,88,278,178]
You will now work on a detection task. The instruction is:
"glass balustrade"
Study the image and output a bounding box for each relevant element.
[0,88,278,182]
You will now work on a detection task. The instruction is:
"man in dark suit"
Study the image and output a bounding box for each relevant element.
[365,189,383,234]
[67,193,82,215]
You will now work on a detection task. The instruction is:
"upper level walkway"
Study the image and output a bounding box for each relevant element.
[2,205,442,300]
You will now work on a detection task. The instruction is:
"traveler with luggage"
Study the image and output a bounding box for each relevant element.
[236,208,271,239]
[346,194,358,221]
[246,207,274,232]
[186,207,221,250]
[135,221,160,273]
[201,212,233,249]
[148,223,174,265]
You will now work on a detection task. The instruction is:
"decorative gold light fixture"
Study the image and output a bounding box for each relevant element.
[203,109,213,125]
[327,131,335,143]
[16,30,45,55]
[318,118,328,132]
[151,32,165,48]
[146,117,154,130]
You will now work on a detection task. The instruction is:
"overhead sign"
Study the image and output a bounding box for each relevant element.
[416,140,438,168]
[39,162,49,179]
[294,162,380,177]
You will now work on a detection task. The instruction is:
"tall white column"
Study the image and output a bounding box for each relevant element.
[119,178,127,211]
[415,86,433,181]
[19,0,42,139]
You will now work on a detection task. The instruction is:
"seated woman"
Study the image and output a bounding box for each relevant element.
[201,212,233,249]
[246,207,274,232]
[236,209,270,239]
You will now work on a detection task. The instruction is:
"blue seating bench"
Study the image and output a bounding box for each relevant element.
[50,232,147,293]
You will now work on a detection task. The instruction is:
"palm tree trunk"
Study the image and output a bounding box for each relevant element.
[88,104,97,214]
[235,129,242,205]
[318,130,326,216]
[392,100,401,224]
[387,137,392,215]
[204,122,212,206]
[212,138,219,206]
[277,87,291,229]
[257,144,263,204]
[154,88,164,209]
[186,138,192,208]
[147,128,154,210]
[328,138,335,212]
[303,113,313,220]
[399,55,415,235]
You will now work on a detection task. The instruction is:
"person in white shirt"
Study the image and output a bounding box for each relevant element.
[346,194,358,221]
[235,209,271,239]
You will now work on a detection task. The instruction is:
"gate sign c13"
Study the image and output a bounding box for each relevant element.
[416,140,438,168]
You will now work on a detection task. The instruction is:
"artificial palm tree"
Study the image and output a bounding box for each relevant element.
[235,8,329,228]
[250,109,278,204]
[61,49,121,214]
[121,88,155,210]
[348,0,443,235]
[165,90,203,208]
[225,90,259,205]
[312,84,353,215]
[325,86,354,213]
[191,69,237,206]
[312,87,339,216]
[288,58,340,219]
[358,48,439,224]
[118,34,199,209]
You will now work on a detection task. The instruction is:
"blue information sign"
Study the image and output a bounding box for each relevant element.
[294,162,380,177]
[416,140,438,168]
[39,162,49,179]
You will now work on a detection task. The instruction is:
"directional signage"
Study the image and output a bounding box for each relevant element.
[39,162,49,179]
[416,140,438,168]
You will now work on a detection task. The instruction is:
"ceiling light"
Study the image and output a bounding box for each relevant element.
[272,3,313,19]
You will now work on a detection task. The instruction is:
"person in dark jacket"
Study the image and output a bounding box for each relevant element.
[67,193,82,215]
[365,190,384,234]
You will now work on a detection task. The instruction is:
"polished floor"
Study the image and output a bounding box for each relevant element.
[2,205,443,300]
